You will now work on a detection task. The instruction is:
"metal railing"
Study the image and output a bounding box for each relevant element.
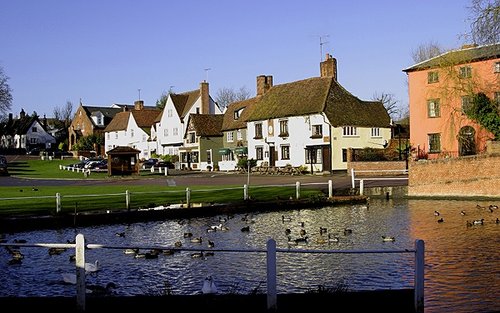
[1,235,425,313]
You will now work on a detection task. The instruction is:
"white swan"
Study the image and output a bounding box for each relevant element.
[201,276,217,294]
[62,273,77,285]
[382,236,395,242]
[85,260,99,273]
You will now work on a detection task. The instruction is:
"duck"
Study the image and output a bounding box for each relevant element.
[489,204,498,210]
[460,210,466,216]
[299,229,306,237]
[201,276,218,294]
[183,232,193,238]
[190,237,202,243]
[328,234,340,243]
[174,241,182,247]
[207,240,215,248]
[382,236,396,242]
[281,215,292,222]
[437,218,444,223]
[294,236,308,244]
[191,252,204,258]
[124,248,139,255]
[343,228,353,235]
[62,273,77,285]
[285,228,291,235]
[319,227,328,234]
[115,232,125,237]
[434,210,440,216]
[48,247,67,255]
[495,217,499,224]
[473,219,484,225]
[86,282,117,295]
[241,226,250,232]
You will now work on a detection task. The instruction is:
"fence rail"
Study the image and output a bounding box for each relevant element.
[0,235,424,313]
[0,181,335,214]
[351,168,408,189]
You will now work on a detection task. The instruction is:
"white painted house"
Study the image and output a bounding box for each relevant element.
[104,101,161,160]
[154,81,222,157]
[246,54,391,172]
[0,110,56,151]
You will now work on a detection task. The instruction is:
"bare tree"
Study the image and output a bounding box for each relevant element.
[465,0,500,45]
[215,86,251,109]
[0,66,13,118]
[372,92,400,120]
[53,101,73,127]
[411,41,444,63]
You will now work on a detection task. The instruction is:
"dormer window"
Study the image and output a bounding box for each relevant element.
[495,62,500,73]
[311,125,322,138]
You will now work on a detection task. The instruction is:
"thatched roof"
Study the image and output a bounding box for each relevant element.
[246,76,390,127]
[403,43,500,72]
[221,97,259,131]
[187,114,224,137]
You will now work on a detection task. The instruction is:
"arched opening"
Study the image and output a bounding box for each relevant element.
[458,126,476,156]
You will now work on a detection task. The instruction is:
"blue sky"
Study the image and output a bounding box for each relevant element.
[1,0,472,118]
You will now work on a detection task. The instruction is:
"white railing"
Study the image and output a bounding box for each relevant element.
[0,235,425,313]
[351,168,408,189]
[0,181,337,214]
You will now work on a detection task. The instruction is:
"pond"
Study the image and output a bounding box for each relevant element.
[0,198,499,313]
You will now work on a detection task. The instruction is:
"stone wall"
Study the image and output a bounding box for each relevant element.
[408,154,500,198]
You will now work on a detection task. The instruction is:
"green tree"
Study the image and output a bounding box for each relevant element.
[465,93,500,139]
[156,92,168,109]
[73,134,103,151]
[0,66,13,118]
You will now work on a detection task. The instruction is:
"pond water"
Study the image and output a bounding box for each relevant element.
[0,198,499,313]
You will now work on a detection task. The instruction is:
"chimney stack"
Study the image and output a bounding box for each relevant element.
[257,75,273,96]
[320,53,337,80]
[200,81,210,114]
[20,109,26,119]
[134,100,144,110]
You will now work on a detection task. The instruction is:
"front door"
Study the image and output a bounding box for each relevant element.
[458,126,476,156]
[322,146,331,172]
[269,146,276,167]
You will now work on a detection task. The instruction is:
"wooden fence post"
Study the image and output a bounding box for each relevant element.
[415,239,425,313]
[56,193,61,213]
[75,234,86,312]
[266,239,277,312]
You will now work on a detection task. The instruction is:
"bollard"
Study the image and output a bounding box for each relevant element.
[243,184,248,200]
[150,166,155,173]
[328,179,333,198]
[266,239,277,311]
[360,179,364,195]
[351,168,355,188]
[164,167,168,176]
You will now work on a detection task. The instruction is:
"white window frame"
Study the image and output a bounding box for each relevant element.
[342,126,357,137]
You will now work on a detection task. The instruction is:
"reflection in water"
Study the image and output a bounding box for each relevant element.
[0,199,498,313]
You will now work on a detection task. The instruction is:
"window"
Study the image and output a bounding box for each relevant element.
[206,150,212,164]
[115,132,118,139]
[256,146,263,160]
[428,71,439,83]
[227,131,234,142]
[281,145,290,160]
[168,109,172,117]
[130,129,134,137]
[342,126,357,136]
[30,138,37,144]
[254,123,263,139]
[188,132,196,144]
[234,109,243,120]
[107,133,110,140]
[427,99,440,117]
[305,147,322,164]
[495,62,500,73]
[96,115,102,125]
[31,127,37,132]
[459,66,472,78]
[279,120,289,137]
[236,129,242,141]
[342,149,347,163]
[173,128,178,136]
[428,133,441,153]
[461,96,473,114]
[371,128,380,137]
[142,134,147,141]
[164,129,168,136]
[311,125,322,138]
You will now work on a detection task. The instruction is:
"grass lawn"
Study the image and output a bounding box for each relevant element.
[1,159,323,216]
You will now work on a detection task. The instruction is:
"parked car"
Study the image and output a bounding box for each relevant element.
[156,160,175,169]
[26,148,42,155]
[142,158,158,169]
